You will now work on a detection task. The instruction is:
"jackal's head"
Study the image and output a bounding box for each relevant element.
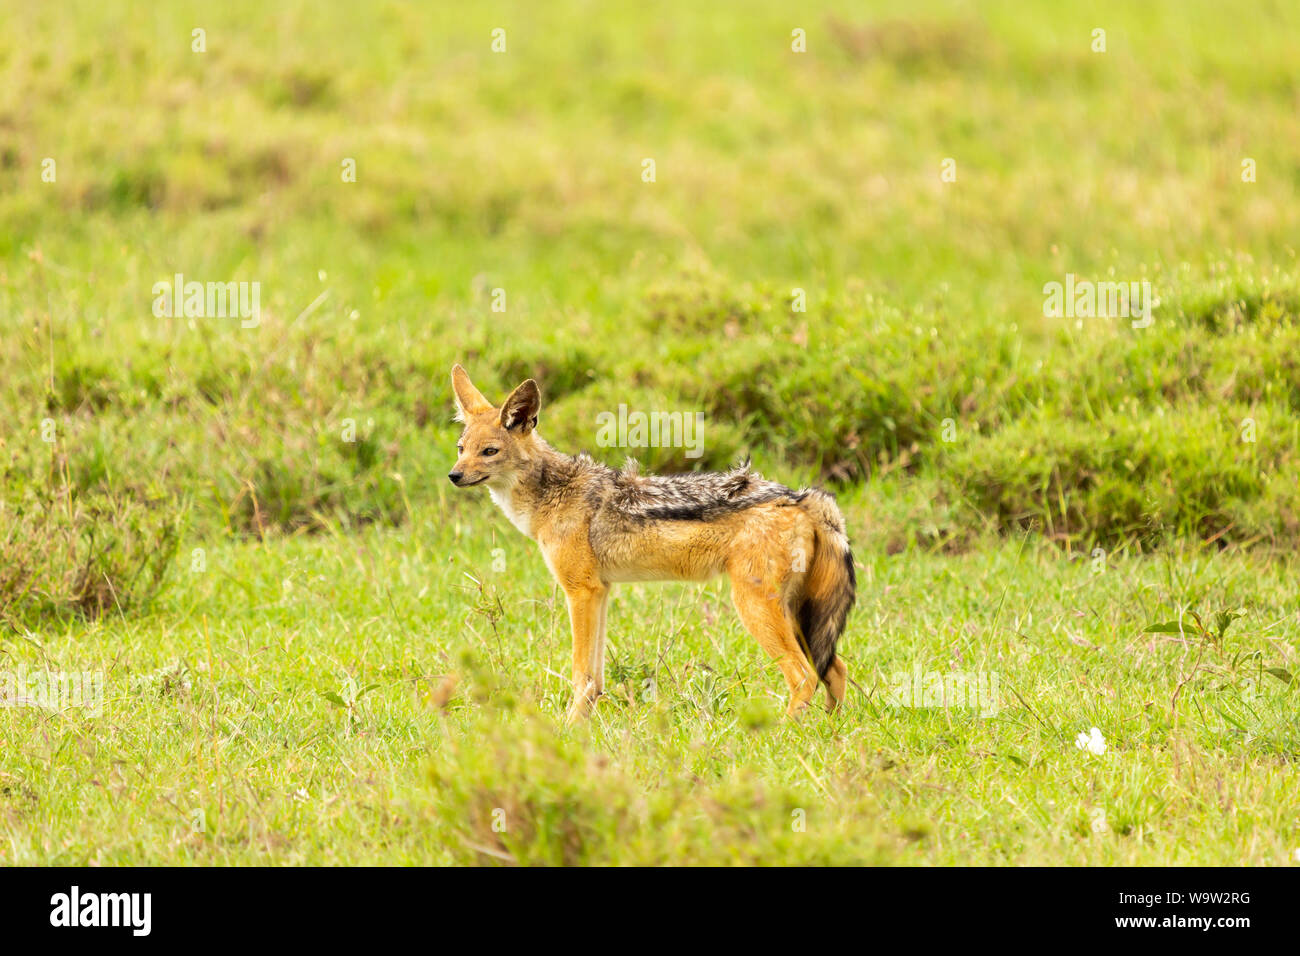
[448,364,541,488]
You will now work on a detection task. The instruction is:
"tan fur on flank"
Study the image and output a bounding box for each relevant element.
[448,365,856,723]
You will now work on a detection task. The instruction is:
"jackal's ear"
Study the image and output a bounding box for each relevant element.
[451,364,493,421]
[500,379,540,432]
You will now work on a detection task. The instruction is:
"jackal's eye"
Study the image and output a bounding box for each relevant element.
[456,444,464,454]
[482,447,500,456]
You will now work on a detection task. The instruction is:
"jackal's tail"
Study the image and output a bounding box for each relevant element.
[793,489,856,679]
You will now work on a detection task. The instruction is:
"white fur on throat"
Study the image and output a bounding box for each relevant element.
[488,485,532,538]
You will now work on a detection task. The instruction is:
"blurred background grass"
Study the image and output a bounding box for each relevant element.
[2,0,1299,622]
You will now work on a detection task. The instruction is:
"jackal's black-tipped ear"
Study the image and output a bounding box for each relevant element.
[451,364,493,421]
[500,379,540,432]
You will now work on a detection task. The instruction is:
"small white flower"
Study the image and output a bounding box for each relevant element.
[1074,726,1107,755]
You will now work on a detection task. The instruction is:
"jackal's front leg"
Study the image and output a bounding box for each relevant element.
[562,582,608,723]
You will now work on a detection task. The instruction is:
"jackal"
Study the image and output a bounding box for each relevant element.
[448,365,855,723]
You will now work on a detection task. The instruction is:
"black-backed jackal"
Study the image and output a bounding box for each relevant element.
[448,365,856,723]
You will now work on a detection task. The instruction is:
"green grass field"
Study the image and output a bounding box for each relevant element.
[2,0,1298,865]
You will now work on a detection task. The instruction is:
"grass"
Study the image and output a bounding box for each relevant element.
[3,521,1298,864]
[1,0,1298,864]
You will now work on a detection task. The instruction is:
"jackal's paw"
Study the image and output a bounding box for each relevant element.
[564,698,599,724]
[564,684,603,724]
[784,699,813,719]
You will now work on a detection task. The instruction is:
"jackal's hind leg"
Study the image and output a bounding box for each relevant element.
[729,574,819,717]
[823,655,848,712]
